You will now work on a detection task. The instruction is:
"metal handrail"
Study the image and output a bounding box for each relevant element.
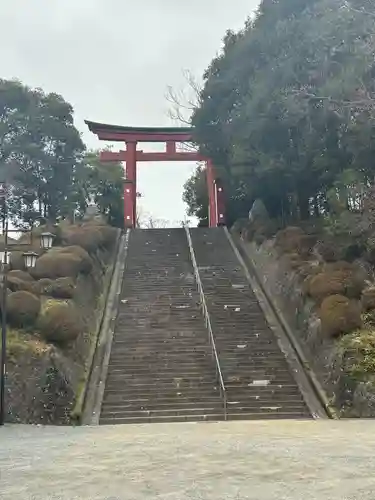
[184,225,227,420]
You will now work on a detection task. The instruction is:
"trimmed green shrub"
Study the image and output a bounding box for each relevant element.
[63,226,104,253]
[35,278,54,294]
[7,270,33,282]
[38,302,84,345]
[55,246,93,274]
[9,251,27,271]
[7,277,35,294]
[308,264,365,303]
[320,294,362,337]
[275,226,304,249]
[362,288,375,312]
[7,291,41,328]
[63,223,116,252]
[31,253,83,280]
[30,246,92,280]
[45,277,75,299]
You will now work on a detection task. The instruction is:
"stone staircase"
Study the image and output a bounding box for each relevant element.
[189,227,311,420]
[99,227,312,425]
[99,228,223,424]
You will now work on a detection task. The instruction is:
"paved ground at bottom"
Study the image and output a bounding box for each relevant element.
[1,420,375,500]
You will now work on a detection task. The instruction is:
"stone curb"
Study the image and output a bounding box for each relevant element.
[81,230,130,425]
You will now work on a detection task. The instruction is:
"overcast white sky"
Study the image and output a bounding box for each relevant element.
[0,0,259,225]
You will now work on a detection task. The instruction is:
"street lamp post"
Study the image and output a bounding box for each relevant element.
[0,185,55,426]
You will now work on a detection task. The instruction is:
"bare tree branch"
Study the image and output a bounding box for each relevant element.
[342,0,375,19]
[289,89,375,109]
[136,205,169,228]
[165,69,202,125]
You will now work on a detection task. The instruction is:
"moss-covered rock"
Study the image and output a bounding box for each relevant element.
[320,294,362,337]
[38,301,84,345]
[7,291,41,328]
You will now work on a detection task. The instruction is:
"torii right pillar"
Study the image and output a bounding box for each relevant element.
[206,159,226,227]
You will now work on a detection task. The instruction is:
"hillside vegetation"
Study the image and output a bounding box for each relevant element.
[3,219,118,424]
[182,0,375,415]
[184,0,375,227]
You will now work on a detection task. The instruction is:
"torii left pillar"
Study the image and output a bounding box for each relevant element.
[123,141,137,228]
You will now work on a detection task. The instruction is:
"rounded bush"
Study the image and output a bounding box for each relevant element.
[323,261,355,273]
[31,252,83,280]
[298,262,322,283]
[286,252,304,270]
[362,288,375,312]
[63,223,117,252]
[320,294,362,337]
[63,226,104,253]
[7,276,35,294]
[275,226,305,253]
[46,277,75,299]
[56,246,93,274]
[35,278,54,294]
[7,291,41,328]
[7,270,33,282]
[31,244,93,280]
[316,240,339,262]
[253,230,268,246]
[94,225,117,248]
[38,302,83,345]
[9,251,27,271]
[308,266,365,303]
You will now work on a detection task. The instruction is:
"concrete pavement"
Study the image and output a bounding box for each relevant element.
[1,420,375,499]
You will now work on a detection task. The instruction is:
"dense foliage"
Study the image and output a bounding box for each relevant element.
[79,151,124,228]
[0,79,123,227]
[182,165,209,226]
[185,0,375,226]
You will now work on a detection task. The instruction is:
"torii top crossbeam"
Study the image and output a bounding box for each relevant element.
[85,120,226,228]
[86,120,194,143]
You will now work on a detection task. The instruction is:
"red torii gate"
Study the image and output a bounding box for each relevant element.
[85,121,225,228]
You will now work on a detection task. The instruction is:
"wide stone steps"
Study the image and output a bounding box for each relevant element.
[99,227,311,425]
[103,389,221,402]
[100,410,310,425]
[102,383,302,398]
[100,402,309,420]
[100,228,221,425]
[102,395,306,411]
[189,227,311,420]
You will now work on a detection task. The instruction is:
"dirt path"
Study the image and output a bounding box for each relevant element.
[1,420,374,499]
